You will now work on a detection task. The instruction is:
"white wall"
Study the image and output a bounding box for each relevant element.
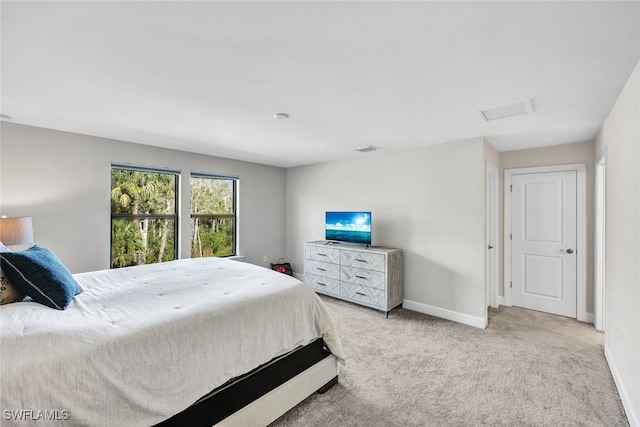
[0,123,286,273]
[595,60,639,427]
[286,137,487,326]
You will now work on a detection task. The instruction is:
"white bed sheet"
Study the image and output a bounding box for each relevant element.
[0,257,343,426]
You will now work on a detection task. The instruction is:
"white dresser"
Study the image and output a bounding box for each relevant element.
[304,241,403,317]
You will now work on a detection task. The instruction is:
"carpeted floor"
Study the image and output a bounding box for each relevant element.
[270,296,628,427]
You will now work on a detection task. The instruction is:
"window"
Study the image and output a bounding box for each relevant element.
[110,165,179,268]
[190,174,237,257]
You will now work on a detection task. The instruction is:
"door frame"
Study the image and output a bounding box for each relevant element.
[504,163,588,322]
[594,149,607,331]
[485,161,499,309]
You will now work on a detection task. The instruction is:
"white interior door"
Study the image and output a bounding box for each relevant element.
[511,171,577,317]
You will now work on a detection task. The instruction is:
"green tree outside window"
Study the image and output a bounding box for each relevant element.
[110,167,178,268]
[190,175,237,257]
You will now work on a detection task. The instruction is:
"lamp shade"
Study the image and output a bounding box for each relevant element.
[0,217,34,246]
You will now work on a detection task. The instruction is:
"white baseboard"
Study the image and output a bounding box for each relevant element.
[605,345,637,427]
[403,299,487,329]
[293,272,303,281]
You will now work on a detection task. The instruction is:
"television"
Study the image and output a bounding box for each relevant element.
[325,211,372,245]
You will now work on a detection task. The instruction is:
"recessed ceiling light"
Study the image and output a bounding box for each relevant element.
[480,99,534,121]
[354,145,379,153]
[274,113,289,120]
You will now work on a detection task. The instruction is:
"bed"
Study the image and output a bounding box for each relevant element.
[0,256,344,426]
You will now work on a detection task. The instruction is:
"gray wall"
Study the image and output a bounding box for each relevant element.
[595,60,639,426]
[286,137,487,324]
[0,123,286,273]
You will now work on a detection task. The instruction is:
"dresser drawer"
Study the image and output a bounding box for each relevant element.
[340,251,385,272]
[305,259,340,280]
[304,241,402,316]
[305,274,340,296]
[340,266,385,290]
[305,245,340,264]
[340,282,385,308]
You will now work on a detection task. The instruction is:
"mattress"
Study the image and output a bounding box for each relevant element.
[0,257,344,426]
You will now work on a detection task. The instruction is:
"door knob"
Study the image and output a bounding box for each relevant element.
[488,245,494,250]
[560,248,574,254]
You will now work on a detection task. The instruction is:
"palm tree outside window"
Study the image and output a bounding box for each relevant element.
[110,164,179,268]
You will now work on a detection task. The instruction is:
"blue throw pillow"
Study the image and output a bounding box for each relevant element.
[0,245,81,310]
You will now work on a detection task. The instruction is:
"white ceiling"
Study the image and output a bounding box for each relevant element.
[2,1,639,168]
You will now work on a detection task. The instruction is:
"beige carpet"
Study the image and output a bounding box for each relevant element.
[270,296,628,427]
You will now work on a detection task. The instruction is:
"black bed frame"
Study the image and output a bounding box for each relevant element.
[155,339,337,427]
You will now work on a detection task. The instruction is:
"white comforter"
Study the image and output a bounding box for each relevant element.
[0,257,344,426]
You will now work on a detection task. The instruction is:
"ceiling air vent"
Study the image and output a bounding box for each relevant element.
[480,99,534,121]
[354,145,379,153]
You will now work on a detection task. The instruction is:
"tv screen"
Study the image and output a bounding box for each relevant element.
[325,211,371,245]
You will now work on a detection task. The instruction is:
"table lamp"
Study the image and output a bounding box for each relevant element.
[0,217,34,248]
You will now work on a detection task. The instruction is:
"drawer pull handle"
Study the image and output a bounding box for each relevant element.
[318,253,327,257]
[356,259,368,263]
[355,292,366,296]
[317,282,327,286]
[355,275,367,280]
[317,268,326,271]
